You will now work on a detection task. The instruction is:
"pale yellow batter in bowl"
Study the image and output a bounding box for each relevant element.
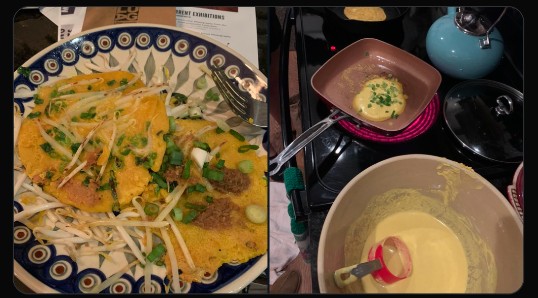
[359,211,468,293]
[318,155,523,293]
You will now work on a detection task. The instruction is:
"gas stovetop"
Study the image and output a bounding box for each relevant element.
[289,7,523,213]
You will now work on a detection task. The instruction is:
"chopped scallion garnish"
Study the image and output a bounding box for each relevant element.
[182,160,192,179]
[194,183,206,193]
[27,111,41,119]
[146,243,166,262]
[172,207,183,221]
[229,129,245,141]
[238,144,259,153]
[205,196,214,203]
[144,202,160,216]
[181,210,199,224]
[237,160,254,174]
[203,168,224,181]
[151,172,168,189]
[168,116,176,132]
[185,202,207,211]
[194,141,211,152]
[169,150,184,166]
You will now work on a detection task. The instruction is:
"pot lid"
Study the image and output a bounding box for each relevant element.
[443,80,523,163]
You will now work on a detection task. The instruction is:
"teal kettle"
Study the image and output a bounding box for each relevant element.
[426,7,506,79]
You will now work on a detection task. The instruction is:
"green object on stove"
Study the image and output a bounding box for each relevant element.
[283,167,305,196]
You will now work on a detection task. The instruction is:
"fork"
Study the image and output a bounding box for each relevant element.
[210,67,268,128]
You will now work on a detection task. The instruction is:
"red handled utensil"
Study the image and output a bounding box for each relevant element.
[334,236,412,288]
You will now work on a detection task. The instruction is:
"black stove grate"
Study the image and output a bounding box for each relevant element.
[289,7,522,213]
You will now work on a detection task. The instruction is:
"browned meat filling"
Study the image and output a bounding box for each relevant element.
[245,241,257,250]
[163,165,184,183]
[192,197,239,230]
[84,149,101,170]
[163,164,202,185]
[209,167,250,194]
[61,179,101,208]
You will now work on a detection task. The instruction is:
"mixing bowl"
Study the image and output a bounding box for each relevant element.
[318,154,523,293]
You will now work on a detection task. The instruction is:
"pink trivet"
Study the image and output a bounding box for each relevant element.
[338,93,440,143]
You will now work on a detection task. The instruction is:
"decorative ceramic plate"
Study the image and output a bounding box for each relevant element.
[507,162,523,221]
[13,23,267,294]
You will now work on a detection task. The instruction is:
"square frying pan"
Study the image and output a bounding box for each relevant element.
[269,38,441,176]
[311,38,442,132]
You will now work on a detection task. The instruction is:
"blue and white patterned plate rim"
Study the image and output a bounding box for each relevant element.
[13,23,267,84]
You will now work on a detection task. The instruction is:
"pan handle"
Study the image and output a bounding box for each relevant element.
[268,109,349,176]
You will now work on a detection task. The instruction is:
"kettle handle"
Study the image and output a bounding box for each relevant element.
[480,7,508,49]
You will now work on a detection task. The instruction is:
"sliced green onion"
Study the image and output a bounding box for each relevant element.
[33,95,44,105]
[82,176,91,187]
[205,196,214,203]
[165,137,180,152]
[186,185,196,194]
[40,142,54,154]
[203,168,224,181]
[216,127,224,134]
[169,150,184,166]
[245,204,267,224]
[109,170,120,212]
[80,107,97,120]
[237,160,254,174]
[185,202,207,211]
[151,172,168,189]
[146,243,166,262]
[97,183,111,191]
[229,129,245,141]
[182,210,199,224]
[27,111,41,119]
[194,183,206,193]
[171,93,188,106]
[120,148,131,156]
[238,144,259,153]
[144,202,160,216]
[17,66,30,77]
[216,119,230,132]
[182,160,192,179]
[189,106,202,119]
[172,207,183,221]
[168,116,176,132]
[216,159,225,169]
[194,141,211,152]
[116,134,126,146]
[70,143,81,154]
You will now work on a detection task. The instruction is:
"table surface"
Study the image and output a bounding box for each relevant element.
[13,7,269,294]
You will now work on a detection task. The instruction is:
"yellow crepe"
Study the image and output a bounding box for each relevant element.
[163,119,268,283]
[344,7,387,22]
[16,71,268,285]
[17,71,168,212]
[352,76,407,122]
